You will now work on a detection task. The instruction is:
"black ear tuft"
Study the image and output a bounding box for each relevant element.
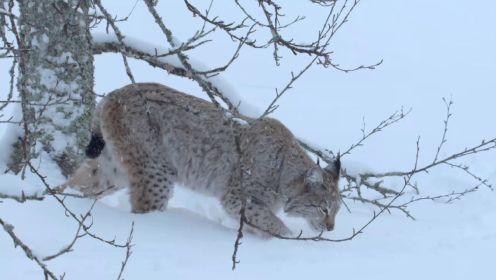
[85,133,105,158]
[324,152,341,178]
[334,152,341,173]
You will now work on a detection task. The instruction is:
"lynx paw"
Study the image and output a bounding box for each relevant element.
[245,224,293,239]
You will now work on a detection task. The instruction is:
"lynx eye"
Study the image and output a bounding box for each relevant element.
[319,207,328,215]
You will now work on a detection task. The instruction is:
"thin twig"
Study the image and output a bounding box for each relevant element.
[116,222,134,280]
[231,201,246,271]
[0,217,60,280]
[433,97,453,163]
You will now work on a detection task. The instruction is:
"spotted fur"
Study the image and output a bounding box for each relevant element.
[64,83,341,236]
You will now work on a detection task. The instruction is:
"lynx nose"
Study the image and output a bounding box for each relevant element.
[325,222,334,231]
[324,217,335,231]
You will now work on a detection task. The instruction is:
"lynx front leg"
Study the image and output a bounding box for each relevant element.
[221,189,292,237]
[126,159,175,213]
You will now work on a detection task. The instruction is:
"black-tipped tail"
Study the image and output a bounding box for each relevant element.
[85,133,105,158]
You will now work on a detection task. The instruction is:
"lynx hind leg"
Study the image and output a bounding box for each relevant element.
[62,158,99,196]
[99,96,175,213]
[125,156,176,213]
[63,158,112,197]
[65,143,127,197]
[221,188,292,237]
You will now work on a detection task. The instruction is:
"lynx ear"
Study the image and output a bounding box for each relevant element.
[324,154,341,179]
[305,166,323,187]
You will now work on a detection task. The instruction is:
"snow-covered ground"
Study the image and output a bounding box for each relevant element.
[1,159,495,280]
[1,1,495,279]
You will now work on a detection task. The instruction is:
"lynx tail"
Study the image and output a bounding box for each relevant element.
[85,133,105,158]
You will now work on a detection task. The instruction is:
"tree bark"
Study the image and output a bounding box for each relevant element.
[9,0,95,177]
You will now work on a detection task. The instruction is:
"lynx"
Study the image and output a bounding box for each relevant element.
[65,83,341,236]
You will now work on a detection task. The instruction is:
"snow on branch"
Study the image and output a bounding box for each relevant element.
[92,0,381,119]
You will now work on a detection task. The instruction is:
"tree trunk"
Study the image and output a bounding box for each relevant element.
[9,0,95,177]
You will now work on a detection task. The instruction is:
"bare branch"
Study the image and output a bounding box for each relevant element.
[360,137,496,179]
[341,108,411,157]
[260,59,318,117]
[0,191,45,203]
[116,222,134,280]
[92,41,189,77]
[444,162,493,190]
[0,217,60,280]
[231,139,421,270]
[93,0,136,83]
[298,98,495,221]
[144,0,240,115]
[231,200,246,271]
[41,201,99,262]
[433,97,453,163]
[0,7,17,19]
[260,0,381,117]
[26,161,130,248]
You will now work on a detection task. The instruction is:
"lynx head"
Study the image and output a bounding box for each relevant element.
[284,156,341,232]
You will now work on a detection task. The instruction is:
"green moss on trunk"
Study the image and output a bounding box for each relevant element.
[9,0,95,177]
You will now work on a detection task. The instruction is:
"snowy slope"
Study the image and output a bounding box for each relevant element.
[1,1,496,280]
[1,164,495,280]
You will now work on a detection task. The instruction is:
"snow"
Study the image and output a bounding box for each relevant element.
[1,1,496,280]
[0,102,22,168]
[1,170,495,280]
[0,174,44,197]
[30,34,49,52]
[0,8,17,18]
